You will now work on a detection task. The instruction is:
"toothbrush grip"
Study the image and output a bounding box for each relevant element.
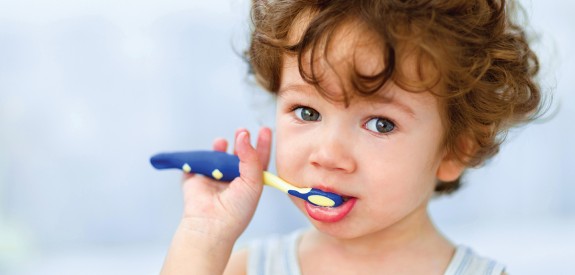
[150,151,240,182]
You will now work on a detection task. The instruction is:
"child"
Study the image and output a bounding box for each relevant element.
[161,0,542,274]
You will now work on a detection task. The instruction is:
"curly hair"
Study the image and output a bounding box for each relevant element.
[246,0,542,194]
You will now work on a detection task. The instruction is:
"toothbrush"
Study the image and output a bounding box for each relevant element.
[150,151,344,207]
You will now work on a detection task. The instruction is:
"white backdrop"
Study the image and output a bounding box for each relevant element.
[0,0,573,274]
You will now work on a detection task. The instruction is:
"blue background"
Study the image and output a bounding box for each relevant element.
[0,0,573,274]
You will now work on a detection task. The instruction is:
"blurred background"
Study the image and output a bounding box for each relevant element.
[0,0,573,274]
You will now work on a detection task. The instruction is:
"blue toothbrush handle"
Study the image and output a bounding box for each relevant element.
[150,151,240,182]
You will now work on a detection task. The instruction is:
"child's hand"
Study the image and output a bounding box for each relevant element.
[178,127,272,242]
[160,127,271,275]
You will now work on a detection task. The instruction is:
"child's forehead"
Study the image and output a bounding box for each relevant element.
[286,11,435,90]
[288,12,386,73]
[280,6,444,109]
[281,55,432,108]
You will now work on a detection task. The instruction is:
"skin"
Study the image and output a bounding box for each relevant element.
[160,19,470,275]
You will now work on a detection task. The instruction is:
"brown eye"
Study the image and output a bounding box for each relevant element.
[366,117,395,134]
[294,107,321,121]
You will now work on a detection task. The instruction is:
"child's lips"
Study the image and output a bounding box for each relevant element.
[305,196,357,223]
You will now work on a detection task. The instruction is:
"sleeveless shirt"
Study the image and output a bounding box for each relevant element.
[247,229,506,275]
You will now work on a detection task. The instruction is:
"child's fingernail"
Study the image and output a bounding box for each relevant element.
[238,131,249,145]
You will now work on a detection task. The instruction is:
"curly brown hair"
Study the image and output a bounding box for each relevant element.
[246,0,542,194]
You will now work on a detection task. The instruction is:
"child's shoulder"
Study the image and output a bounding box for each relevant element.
[444,245,506,275]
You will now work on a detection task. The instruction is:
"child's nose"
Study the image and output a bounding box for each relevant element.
[308,126,357,173]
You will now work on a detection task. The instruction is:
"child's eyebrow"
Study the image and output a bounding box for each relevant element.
[279,83,416,119]
[371,94,416,119]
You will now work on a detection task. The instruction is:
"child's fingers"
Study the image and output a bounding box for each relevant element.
[212,137,228,152]
[234,131,263,191]
[233,128,248,155]
[255,127,272,170]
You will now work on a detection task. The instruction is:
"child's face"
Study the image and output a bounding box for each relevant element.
[274,28,452,239]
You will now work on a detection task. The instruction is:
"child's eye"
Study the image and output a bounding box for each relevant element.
[365,117,395,134]
[294,106,322,121]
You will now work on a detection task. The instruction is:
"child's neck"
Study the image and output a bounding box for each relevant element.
[316,206,447,252]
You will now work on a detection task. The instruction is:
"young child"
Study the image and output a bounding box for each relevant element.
[160,0,542,274]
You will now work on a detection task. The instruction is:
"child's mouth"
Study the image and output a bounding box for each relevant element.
[305,195,357,222]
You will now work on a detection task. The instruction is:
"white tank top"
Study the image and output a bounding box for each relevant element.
[247,229,506,275]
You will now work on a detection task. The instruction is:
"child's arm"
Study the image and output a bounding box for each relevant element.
[160,128,272,275]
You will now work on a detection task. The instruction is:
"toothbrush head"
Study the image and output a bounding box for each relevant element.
[287,188,344,207]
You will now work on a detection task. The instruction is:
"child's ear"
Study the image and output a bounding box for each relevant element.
[436,156,466,182]
[436,135,475,182]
